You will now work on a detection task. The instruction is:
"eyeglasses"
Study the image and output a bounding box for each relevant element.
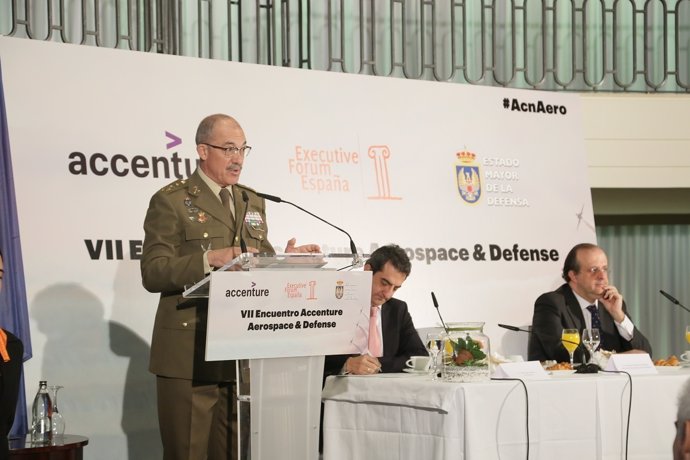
[584,266,609,275]
[203,143,252,158]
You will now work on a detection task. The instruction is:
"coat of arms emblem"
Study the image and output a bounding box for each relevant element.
[456,150,481,204]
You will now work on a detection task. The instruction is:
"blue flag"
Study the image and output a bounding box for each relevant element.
[0,58,32,437]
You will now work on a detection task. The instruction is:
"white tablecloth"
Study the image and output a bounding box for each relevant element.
[322,368,690,460]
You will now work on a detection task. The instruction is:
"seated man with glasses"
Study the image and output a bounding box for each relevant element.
[528,243,652,363]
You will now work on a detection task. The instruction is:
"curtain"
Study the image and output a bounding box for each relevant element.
[597,224,690,360]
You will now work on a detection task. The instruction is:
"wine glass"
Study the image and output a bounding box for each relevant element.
[426,332,443,380]
[581,328,601,363]
[561,328,580,367]
[48,385,66,437]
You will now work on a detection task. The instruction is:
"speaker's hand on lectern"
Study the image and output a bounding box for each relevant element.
[207,246,258,269]
[284,238,321,254]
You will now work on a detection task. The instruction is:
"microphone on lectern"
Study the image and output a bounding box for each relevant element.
[256,191,358,255]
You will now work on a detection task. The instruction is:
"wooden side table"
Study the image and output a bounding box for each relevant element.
[8,435,89,460]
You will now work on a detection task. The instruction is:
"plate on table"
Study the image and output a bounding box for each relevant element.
[403,368,431,375]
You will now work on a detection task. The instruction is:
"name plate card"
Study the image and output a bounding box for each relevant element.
[604,353,657,375]
[205,270,372,360]
[492,361,550,380]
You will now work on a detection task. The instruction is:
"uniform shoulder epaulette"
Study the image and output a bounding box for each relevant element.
[160,178,188,193]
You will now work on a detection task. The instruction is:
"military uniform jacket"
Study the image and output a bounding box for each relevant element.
[141,169,274,381]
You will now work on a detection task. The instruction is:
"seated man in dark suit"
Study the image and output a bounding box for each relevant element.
[528,243,652,363]
[324,244,427,376]
[0,249,24,458]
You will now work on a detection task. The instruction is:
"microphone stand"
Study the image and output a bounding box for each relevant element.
[430,292,449,334]
[660,290,690,313]
[238,191,250,254]
[256,192,361,268]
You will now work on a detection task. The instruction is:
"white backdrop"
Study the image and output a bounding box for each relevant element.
[0,36,595,458]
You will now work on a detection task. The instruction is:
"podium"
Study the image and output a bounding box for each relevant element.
[183,253,368,460]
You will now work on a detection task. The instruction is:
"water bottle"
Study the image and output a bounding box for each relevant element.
[30,380,52,443]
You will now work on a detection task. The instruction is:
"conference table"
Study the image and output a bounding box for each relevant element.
[322,367,689,460]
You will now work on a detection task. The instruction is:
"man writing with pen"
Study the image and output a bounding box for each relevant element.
[324,244,427,375]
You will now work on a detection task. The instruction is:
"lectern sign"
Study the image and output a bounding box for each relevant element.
[205,270,372,360]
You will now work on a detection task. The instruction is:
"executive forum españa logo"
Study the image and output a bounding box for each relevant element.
[456,150,482,204]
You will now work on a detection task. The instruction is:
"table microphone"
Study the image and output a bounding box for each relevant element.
[256,191,358,256]
[498,324,601,374]
[498,323,528,333]
[497,324,584,352]
[430,292,449,334]
[238,191,250,254]
[498,324,597,372]
[659,290,690,314]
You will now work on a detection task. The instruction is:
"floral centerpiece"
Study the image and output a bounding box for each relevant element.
[442,322,491,382]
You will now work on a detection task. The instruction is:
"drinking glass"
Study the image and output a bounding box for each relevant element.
[48,385,66,437]
[685,326,690,345]
[426,332,443,380]
[561,328,580,367]
[581,328,600,363]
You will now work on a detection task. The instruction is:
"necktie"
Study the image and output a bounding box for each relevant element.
[587,304,601,350]
[219,188,234,219]
[368,306,383,357]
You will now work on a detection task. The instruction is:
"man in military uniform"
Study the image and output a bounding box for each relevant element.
[141,114,319,460]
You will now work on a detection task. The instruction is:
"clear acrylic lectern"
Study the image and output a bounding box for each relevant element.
[183,252,364,460]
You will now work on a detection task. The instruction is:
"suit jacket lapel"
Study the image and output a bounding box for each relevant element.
[562,284,586,331]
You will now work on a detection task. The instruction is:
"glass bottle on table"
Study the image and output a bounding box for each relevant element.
[561,328,580,367]
[30,380,52,444]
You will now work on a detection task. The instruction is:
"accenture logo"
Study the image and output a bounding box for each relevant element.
[67,131,199,179]
[225,281,270,298]
[503,97,567,115]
